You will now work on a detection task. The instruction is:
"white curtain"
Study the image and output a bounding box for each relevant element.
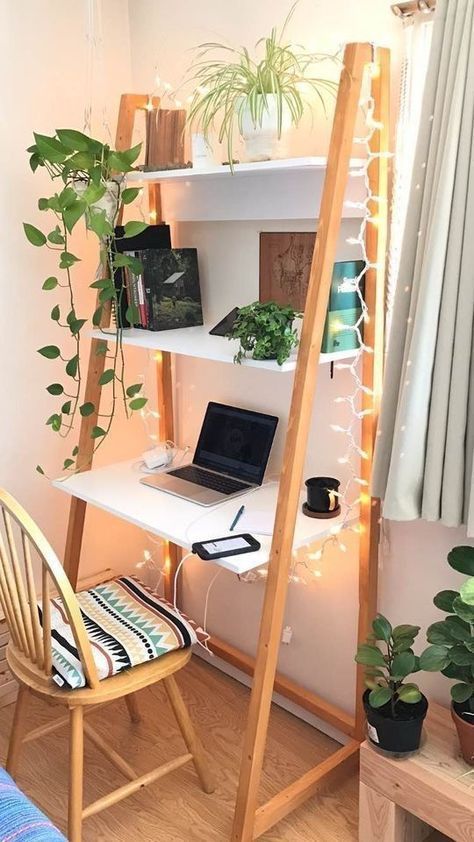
[373,0,474,535]
[386,12,433,330]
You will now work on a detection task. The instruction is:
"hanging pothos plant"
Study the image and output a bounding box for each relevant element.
[24,129,148,476]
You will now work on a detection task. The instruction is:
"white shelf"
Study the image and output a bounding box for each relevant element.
[127,156,367,222]
[91,325,358,371]
[53,459,351,575]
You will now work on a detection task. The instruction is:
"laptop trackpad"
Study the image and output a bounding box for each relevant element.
[146,473,216,502]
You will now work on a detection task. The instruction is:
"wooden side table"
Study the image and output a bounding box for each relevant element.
[359,703,474,842]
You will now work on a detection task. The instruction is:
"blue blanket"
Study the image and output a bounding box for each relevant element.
[0,768,65,841]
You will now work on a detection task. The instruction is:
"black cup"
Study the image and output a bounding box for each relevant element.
[305,476,340,514]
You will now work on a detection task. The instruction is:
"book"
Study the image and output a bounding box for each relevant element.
[140,248,203,331]
[113,225,172,329]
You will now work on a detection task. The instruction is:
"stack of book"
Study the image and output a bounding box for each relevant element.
[121,248,203,331]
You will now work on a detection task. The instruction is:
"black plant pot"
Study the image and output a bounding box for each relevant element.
[363,689,428,755]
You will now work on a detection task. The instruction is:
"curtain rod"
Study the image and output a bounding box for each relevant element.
[391,0,436,17]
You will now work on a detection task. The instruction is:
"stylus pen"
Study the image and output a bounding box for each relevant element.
[229,505,245,532]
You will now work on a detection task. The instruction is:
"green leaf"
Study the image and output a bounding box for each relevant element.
[453,596,474,624]
[91,426,106,439]
[355,644,386,668]
[38,197,49,210]
[372,614,392,643]
[29,153,41,172]
[38,345,60,359]
[33,132,68,163]
[121,142,142,166]
[56,129,103,154]
[59,251,80,269]
[82,183,107,205]
[63,458,75,470]
[121,187,141,204]
[47,227,65,245]
[72,446,79,456]
[50,305,60,321]
[23,223,47,247]
[392,624,420,640]
[451,683,474,704]
[448,546,474,576]
[397,684,422,704]
[46,413,62,432]
[99,369,115,385]
[58,187,77,210]
[80,402,95,417]
[66,355,79,378]
[69,318,86,335]
[460,577,474,607]
[90,277,114,290]
[434,590,458,613]
[125,305,140,325]
[368,686,392,709]
[112,253,143,274]
[445,615,472,641]
[46,383,63,395]
[63,199,87,233]
[129,397,148,411]
[95,341,108,356]
[391,651,415,679]
[450,645,474,667]
[36,465,45,475]
[393,636,416,653]
[42,276,58,291]
[98,287,116,303]
[426,621,455,646]
[123,220,148,238]
[126,383,143,398]
[61,400,71,414]
[419,644,450,672]
[87,209,113,238]
[92,306,104,327]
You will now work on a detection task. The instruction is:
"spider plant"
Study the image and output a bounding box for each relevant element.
[185,1,338,166]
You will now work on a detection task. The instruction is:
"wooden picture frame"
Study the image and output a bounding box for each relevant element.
[259,232,315,310]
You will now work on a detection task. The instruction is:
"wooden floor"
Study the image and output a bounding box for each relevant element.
[0,657,451,841]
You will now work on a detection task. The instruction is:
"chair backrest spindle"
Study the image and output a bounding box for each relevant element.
[0,489,99,689]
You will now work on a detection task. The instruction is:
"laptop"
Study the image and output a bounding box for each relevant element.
[140,401,278,506]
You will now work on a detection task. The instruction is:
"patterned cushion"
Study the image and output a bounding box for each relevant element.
[0,766,65,840]
[42,577,198,690]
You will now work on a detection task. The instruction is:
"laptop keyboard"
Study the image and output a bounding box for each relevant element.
[168,465,250,495]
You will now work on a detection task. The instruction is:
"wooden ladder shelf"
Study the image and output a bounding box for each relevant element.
[63,41,390,841]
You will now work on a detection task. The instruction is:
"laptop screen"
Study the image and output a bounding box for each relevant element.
[194,402,278,485]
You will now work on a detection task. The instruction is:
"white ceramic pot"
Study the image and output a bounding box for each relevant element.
[74,178,122,227]
[239,94,292,162]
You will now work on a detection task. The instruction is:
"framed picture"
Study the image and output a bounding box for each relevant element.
[259,232,315,310]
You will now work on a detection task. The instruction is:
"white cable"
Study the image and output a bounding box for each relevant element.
[202,568,224,637]
[173,552,193,611]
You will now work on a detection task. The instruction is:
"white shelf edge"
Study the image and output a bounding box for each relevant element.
[90,327,359,371]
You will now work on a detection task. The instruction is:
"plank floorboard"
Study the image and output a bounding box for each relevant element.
[0,658,452,841]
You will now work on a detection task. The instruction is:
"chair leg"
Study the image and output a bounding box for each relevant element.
[6,685,29,779]
[163,675,215,794]
[68,706,84,842]
[125,692,141,723]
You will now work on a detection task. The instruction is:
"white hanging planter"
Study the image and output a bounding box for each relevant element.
[74,178,122,228]
[239,94,292,162]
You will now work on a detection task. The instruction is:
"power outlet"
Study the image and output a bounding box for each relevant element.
[281,625,293,645]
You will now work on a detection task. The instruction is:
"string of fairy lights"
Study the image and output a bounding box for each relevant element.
[130,57,388,596]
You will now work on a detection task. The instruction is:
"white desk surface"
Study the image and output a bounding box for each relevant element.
[53,458,349,574]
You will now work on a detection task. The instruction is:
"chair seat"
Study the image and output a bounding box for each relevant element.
[42,576,200,690]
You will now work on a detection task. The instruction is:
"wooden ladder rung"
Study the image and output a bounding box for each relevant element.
[253,740,360,838]
[82,752,193,819]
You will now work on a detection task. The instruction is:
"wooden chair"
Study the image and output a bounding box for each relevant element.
[0,488,214,841]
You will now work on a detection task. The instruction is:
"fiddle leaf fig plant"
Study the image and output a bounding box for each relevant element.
[24,129,148,475]
[356,614,424,718]
[419,545,474,712]
[227,301,301,365]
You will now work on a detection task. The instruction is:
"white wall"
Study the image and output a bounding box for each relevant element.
[125,0,474,719]
[0,0,151,581]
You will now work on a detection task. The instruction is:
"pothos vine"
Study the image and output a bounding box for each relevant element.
[24,129,149,476]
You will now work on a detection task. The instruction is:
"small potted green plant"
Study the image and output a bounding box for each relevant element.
[24,129,149,474]
[356,614,429,755]
[419,545,474,765]
[185,2,337,165]
[227,301,300,365]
